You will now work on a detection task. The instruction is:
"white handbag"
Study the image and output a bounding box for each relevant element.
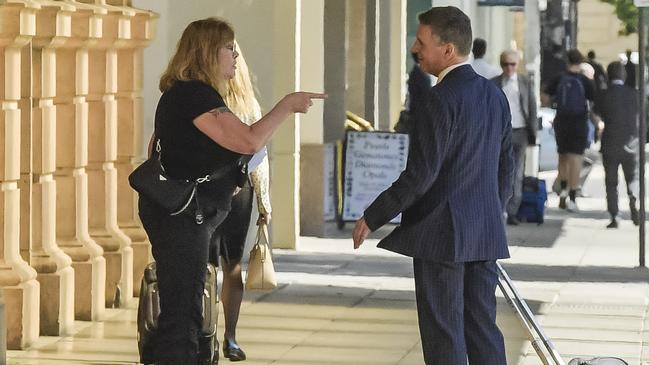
[245,224,277,291]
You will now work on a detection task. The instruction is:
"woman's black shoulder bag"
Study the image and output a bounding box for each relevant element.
[128,139,243,225]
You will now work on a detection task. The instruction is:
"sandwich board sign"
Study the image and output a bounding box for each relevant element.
[342,131,409,224]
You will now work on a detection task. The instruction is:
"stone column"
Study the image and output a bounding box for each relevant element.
[30,1,76,336]
[300,0,324,146]
[364,0,379,127]
[269,0,300,249]
[377,0,391,131]
[54,3,106,321]
[524,0,541,106]
[299,0,326,237]
[323,0,347,143]
[0,1,41,350]
[114,10,156,299]
[345,0,365,123]
[85,6,133,307]
[388,0,407,131]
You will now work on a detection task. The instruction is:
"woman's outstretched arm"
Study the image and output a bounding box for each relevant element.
[193,92,326,154]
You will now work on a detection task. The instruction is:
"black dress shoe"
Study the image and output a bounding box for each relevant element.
[606,219,618,229]
[506,216,520,226]
[223,339,246,361]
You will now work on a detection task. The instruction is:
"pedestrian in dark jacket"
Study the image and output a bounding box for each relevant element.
[593,61,639,228]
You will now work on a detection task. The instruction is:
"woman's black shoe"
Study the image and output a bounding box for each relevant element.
[223,339,246,361]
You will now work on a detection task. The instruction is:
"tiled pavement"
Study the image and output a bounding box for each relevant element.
[8,162,649,364]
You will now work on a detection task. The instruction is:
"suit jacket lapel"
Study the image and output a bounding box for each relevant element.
[517,76,528,121]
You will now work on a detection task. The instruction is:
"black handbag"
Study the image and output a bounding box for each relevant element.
[128,139,240,225]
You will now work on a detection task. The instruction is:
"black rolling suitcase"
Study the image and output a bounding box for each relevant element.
[137,262,219,365]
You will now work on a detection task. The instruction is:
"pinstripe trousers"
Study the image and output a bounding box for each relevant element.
[413,259,506,365]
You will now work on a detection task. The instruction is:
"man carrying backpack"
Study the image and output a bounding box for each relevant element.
[545,49,595,212]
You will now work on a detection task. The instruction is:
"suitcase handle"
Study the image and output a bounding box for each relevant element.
[497,262,565,365]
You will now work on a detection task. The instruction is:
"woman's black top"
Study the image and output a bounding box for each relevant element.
[155,80,242,180]
[154,79,246,211]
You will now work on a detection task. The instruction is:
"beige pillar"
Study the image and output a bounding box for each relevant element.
[114,10,156,299]
[368,0,407,131]
[299,0,326,237]
[106,7,157,302]
[388,0,407,131]
[0,1,41,350]
[299,0,324,146]
[364,0,379,126]
[323,0,347,143]
[524,0,541,106]
[31,1,77,336]
[54,3,106,321]
[345,0,365,122]
[111,7,157,299]
[82,8,122,309]
[269,0,300,249]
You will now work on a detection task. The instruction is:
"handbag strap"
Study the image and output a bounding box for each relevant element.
[255,224,270,262]
[156,138,240,184]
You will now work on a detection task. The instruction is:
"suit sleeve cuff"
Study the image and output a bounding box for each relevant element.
[363,198,393,232]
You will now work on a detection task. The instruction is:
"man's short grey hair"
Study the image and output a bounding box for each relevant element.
[418,6,472,56]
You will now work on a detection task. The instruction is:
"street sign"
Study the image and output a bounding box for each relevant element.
[635,0,649,7]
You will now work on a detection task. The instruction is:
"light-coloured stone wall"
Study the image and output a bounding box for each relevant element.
[0,0,155,349]
[578,0,638,64]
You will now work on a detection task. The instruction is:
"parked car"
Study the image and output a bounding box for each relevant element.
[538,107,558,171]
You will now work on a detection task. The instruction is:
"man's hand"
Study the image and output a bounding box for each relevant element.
[352,217,371,249]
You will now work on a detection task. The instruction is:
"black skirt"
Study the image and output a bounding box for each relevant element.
[208,178,253,265]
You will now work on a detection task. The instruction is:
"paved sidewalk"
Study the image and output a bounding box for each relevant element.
[7,161,649,364]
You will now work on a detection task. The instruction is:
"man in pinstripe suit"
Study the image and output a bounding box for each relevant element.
[352,7,514,364]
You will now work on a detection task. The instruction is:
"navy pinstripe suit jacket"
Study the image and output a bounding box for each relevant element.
[364,65,514,263]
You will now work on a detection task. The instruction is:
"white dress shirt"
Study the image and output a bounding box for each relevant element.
[471,58,501,79]
[501,74,526,129]
[436,61,470,85]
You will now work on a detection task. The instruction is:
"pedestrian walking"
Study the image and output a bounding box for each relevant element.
[545,49,595,212]
[353,7,513,364]
[210,44,273,362]
[492,50,538,225]
[624,49,637,89]
[593,61,640,228]
[470,37,500,79]
[586,50,608,95]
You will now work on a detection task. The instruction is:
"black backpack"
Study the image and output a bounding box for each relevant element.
[555,74,587,115]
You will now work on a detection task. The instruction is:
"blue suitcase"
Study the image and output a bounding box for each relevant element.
[516,177,547,224]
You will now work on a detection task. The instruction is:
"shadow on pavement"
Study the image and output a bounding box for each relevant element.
[271,252,413,277]
[502,263,649,283]
[506,217,565,248]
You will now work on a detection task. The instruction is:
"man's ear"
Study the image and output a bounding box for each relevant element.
[444,43,455,58]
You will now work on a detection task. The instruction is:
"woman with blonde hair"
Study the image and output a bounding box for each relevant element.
[139,18,324,364]
[209,43,271,362]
